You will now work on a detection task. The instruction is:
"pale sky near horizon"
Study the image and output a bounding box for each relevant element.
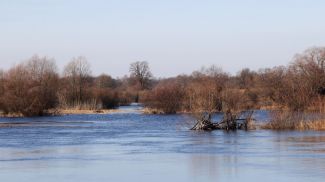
[1,0,325,77]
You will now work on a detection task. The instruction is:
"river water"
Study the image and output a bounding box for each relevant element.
[0,105,325,182]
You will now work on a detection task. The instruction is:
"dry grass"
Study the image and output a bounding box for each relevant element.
[49,108,120,115]
[263,111,325,131]
[142,108,165,114]
[58,99,101,111]
[0,108,119,118]
[299,120,325,131]
[0,111,23,118]
[55,99,120,115]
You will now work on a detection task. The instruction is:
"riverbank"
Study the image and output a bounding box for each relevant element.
[0,108,121,118]
[262,111,325,131]
[58,109,120,115]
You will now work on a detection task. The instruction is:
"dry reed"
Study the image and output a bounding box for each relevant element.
[263,111,325,131]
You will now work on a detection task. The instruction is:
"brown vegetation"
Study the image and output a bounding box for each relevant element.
[60,56,92,108]
[129,61,153,90]
[263,111,325,131]
[0,57,149,116]
[1,46,325,130]
[143,79,185,114]
[142,47,325,130]
[0,56,59,116]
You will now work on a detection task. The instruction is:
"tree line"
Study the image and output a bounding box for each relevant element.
[142,47,325,116]
[0,47,325,117]
[0,56,151,116]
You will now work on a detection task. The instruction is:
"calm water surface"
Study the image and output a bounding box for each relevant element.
[0,105,325,182]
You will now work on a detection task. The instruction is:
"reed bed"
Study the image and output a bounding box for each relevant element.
[263,111,325,131]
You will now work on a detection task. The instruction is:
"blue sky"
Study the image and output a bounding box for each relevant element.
[1,0,325,77]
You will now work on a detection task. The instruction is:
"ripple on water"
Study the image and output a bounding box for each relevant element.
[0,106,325,182]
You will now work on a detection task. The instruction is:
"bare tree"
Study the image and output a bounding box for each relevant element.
[0,69,5,111]
[0,56,59,116]
[92,74,119,109]
[95,74,116,89]
[188,66,228,113]
[272,65,315,112]
[0,69,4,96]
[144,79,185,114]
[187,68,226,130]
[129,61,152,90]
[63,56,92,106]
[26,55,59,109]
[292,47,325,95]
[237,68,256,89]
[0,64,29,115]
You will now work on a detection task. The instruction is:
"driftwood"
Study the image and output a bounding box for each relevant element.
[191,113,219,131]
[191,110,255,131]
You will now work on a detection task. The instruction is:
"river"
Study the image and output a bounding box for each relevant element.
[0,105,324,182]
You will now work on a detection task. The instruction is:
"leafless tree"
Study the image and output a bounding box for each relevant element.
[0,69,4,96]
[144,79,185,114]
[0,64,29,115]
[95,74,116,89]
[129,61,152,90]
[63,56,92,106]
[292,47,325,95]
[0,56,59,116]
[26,55,59,109]
[237,68,256,89]
[257,66,287,107]
[187,66,228,113]
[0,69,6,111]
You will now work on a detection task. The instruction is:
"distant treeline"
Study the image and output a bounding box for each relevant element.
[141,47,325,115]
[0,47,325,117]
[0,57,151,116]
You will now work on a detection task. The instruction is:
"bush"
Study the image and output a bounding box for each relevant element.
[117,91,134,106]
[263,111,325,130]
[0,56,59,116]
[93,88,119,109]
[144,80,185,114]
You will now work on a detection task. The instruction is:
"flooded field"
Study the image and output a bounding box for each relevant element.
[0,105,324,182]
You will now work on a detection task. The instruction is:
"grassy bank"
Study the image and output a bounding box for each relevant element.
[263,111,325,131]
[0,108,120,118]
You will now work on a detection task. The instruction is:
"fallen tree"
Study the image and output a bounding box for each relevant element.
[191,110,255,131]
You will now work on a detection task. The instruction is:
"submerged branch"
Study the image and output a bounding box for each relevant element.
[191,110,255,131]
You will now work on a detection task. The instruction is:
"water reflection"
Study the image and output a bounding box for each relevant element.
[188,155,220,181]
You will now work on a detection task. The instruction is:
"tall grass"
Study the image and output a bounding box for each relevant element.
[58,99,101,110]
[263,111,325,131]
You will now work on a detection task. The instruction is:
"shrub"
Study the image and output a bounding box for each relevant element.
[93,88,119,109]
[0,56,59,116]
[263,111,325,130]
[144,80,185,114]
